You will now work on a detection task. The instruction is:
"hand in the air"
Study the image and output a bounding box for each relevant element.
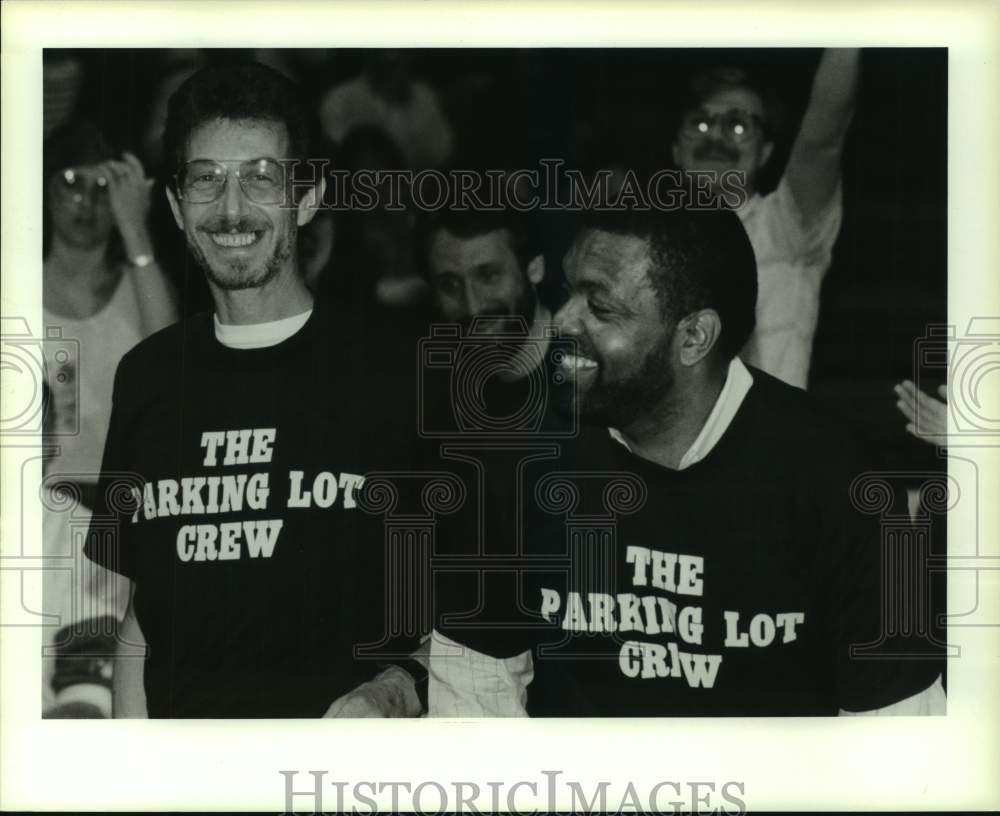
[101,151,155,248]
[894,380,948,447]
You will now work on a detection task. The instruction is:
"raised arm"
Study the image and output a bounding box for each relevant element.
[784,48,861,223]
[103,152,178,336]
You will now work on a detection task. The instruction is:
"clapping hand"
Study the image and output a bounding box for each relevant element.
[894,380,949,447]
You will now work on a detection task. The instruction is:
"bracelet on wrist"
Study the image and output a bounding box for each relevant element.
[128,253,155,269]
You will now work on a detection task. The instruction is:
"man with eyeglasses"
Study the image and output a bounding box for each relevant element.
[83,62,426,717]
[672,49,861,389]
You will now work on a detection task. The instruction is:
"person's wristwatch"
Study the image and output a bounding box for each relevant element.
[128,253,155,269]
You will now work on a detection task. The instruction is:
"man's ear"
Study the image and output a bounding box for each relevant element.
[677,308,722,368]
[165,186,184,231]
[671,140,681,167]
[526,253,545,286]
[297,176,327,227]
[757,140,775,170]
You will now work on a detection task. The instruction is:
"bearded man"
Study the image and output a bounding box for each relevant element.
[84,62,425,717]
[429,206,945,716]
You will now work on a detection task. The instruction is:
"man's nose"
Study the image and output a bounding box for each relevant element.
[553,297,583,336]
[76,183,100,210]
[464,282,487,318]
[220,170,249,219]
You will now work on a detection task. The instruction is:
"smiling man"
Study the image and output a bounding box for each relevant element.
[419,206,561,381]
[83,63,424,718]
[672,50,861,389]
[423,208,544,331]
[414,207,576,671]
[429,206,945,717]
[173,126,295,292]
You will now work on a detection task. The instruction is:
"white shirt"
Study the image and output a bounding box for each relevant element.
[608,356,754,469]
[737,176,843,390]
[213,309,312,349]
[44,272,150,480]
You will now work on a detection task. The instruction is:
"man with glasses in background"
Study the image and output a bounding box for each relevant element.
[84,62,425,717]
[672,49,860,389]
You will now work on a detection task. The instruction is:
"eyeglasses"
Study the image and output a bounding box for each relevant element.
[175,158,288,205]
[679,109,766,143]
[52,167,109,205]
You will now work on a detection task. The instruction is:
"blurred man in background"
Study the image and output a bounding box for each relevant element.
[672,49,861,389]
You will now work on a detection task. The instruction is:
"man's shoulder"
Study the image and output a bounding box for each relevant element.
[117,311,213,378]
[741,365,864,467]
[311,295,425,343]
[750,176,844,252]
[746,366,834,427]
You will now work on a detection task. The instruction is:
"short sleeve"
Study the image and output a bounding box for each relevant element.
[771,174,844,263]
[82,359,141,580]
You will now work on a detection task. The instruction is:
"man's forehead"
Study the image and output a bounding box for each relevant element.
[698,86,765,118]
[567,229,651,283]
[186,117,290,161]
[430,227,517,270]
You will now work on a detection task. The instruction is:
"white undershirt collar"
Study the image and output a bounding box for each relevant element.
[608,357,754,470]
[214,308,313,350]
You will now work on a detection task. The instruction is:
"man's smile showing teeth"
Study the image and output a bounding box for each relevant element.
[560,353,599,371]
[209,231,262,248]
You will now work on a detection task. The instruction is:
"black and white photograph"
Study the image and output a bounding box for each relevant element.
[2,2,998,813]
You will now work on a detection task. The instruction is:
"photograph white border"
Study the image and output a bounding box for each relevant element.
[2,1,998,811]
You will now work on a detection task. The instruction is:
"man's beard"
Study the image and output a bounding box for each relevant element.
[577,329,676,429]
[189,215,296,292]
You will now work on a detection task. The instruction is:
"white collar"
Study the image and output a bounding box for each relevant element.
[608,357,754,470]
[213,309,313,350]
[735,190,763,219]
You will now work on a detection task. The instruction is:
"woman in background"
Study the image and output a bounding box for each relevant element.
[42,120,178,716]
[43,119,177,498]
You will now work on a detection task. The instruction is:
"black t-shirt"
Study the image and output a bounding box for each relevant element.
[436,368,943,716]
[84,299,422,717]
[418,332,578,655]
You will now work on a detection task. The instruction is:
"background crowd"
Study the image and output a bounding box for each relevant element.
[39,47,947,716]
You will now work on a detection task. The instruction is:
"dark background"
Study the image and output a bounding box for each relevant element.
[45,47,947,472]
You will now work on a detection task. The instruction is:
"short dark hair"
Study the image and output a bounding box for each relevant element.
[577,207,757,361]
[679,65,788,143]
[416,207,543,280]
[42,119,124,262]
[163,62,309,188]
[43,119,118,182]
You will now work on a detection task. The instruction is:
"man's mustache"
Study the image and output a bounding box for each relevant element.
[693,141,740,162]
[199,217,268,233]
